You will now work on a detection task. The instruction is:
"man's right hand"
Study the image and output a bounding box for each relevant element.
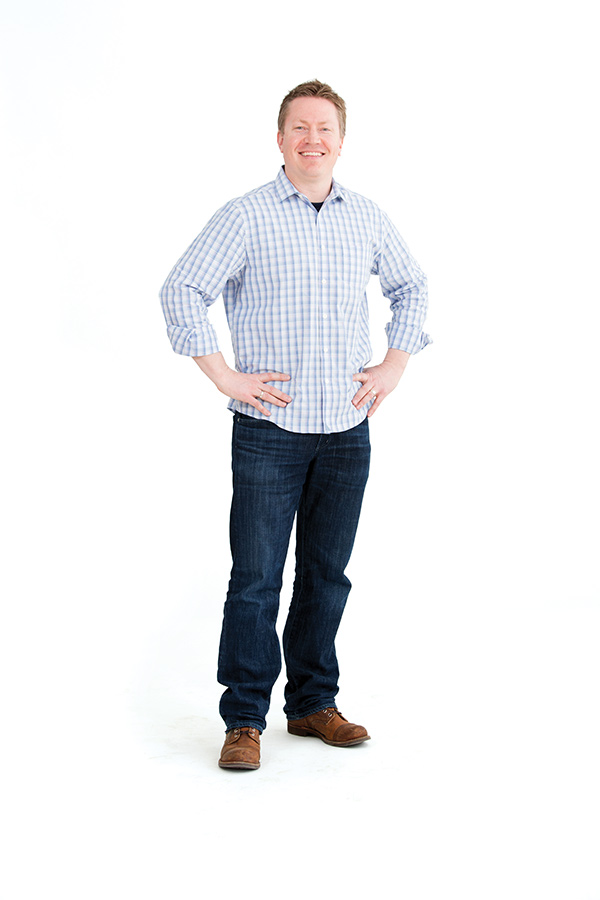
[193,352,291,416]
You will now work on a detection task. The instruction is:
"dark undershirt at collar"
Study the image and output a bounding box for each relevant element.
[312,201,324,212]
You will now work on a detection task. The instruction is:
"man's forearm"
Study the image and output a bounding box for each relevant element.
[381,347,410,378]
[193,351,231,385]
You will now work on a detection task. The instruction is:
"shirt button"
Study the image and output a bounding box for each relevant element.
[322,279,327,285]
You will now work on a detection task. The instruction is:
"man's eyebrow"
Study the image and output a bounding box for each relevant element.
[292,118,336,126]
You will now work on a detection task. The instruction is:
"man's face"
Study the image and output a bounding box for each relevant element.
[277,97,343,189]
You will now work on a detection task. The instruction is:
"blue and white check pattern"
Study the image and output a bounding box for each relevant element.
[160,167,430,434]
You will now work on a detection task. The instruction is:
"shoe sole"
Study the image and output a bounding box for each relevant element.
[287,725,371,747]
[218,760,260,770]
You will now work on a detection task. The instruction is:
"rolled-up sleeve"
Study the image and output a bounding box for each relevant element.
[159,202,246,357]
[376,212,431,355]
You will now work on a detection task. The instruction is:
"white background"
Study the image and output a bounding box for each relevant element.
[2,1,599,898]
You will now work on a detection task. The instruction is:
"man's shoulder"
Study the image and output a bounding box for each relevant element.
[202,178,279,232]
[335,182,382,212]
[222,177,280,211]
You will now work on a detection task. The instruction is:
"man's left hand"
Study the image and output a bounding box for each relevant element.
[352,348,410,418]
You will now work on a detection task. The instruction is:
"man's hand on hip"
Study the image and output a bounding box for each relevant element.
[193,352,291,416]
[352,348,410,418]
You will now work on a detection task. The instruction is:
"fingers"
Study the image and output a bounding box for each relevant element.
[249,372,292,415]
[352,379,380,409]
[258,372,291,384]
[239,369,386,418]
[262,379,293,405]
[251,388,289,415]
[351,373,369,407]
[352,373,381,413]
[366,394,383,417]
[252,399,271,416]
[258,373,292,406]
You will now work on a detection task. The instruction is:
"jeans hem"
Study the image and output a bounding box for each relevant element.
[285,701,338,722]
[224,721,264,734]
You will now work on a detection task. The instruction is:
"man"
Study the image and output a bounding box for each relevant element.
[160,80,430,770]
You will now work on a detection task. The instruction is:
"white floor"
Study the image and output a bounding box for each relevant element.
[7,578,597,900]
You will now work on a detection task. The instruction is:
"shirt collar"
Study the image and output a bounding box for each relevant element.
[273,166,347,204]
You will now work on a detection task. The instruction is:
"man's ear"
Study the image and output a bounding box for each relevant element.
[277,132,284,152]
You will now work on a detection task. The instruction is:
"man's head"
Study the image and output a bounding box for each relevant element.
[278,80,346,138]
[277,80,346,196]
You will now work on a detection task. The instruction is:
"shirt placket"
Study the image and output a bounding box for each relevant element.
[314,204,335,433]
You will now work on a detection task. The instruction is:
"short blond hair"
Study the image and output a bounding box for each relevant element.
[278,80,347,138]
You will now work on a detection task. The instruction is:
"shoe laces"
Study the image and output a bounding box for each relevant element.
[233,727,259,738]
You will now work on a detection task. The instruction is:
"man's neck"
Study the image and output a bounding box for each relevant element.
[284,168,332,203]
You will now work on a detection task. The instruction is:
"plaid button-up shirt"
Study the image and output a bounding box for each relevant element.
[160,168,430,434]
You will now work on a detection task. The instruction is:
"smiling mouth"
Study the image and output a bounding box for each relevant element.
[300,152,324,157]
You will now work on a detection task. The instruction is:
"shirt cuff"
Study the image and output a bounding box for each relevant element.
[166,325,221,357]
[386,325,433,355]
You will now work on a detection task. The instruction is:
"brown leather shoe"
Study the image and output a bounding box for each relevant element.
[218,727,261,769]
[287,708,370,747]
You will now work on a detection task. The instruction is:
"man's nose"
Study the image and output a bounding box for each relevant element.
[305,127,321,143]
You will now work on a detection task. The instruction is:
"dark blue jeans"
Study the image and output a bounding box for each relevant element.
[217,413,371,733]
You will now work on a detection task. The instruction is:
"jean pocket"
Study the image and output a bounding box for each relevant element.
[234,412,272,429]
